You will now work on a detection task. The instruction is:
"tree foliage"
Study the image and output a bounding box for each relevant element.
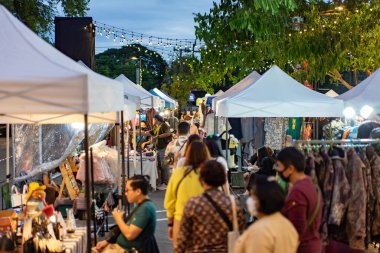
[194,0,380,89]
[161,56,213,105]
[0,0,89,39]
[95,44,168,91]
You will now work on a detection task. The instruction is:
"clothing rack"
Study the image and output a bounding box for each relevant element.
[294,138,380,145]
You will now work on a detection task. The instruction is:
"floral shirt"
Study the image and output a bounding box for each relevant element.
[264,118,288,150]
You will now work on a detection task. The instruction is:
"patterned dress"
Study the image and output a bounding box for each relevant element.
[175,189,245,253]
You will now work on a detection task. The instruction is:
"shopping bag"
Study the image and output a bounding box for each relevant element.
[10,185,27,208]
[228,195,240,253]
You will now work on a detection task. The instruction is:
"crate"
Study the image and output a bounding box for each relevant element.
[230,171,245,188]
[0,210,17,232]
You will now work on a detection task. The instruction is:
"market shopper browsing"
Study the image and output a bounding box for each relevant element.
[148,114,171,190]
[234,175,299,253]
[95,175,157,253]
[165,121,190,170]
[276,147,323,253]
[175,160,245,253]
[164,141,211,249]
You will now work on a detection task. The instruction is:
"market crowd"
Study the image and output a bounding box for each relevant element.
[95,111,325,253]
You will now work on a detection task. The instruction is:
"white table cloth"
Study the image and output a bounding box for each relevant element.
[124,155,158,190]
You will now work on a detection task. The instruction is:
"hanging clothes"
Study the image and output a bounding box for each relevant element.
[345,148,367,250]
[240,117,255,143]
[366,146,380,239]
[359,149,374,246]
[287,118,303,140]
[228,118,243,140]
[319,148,350,244]
[204,112,215,135]
[253,118,265,148]
[264,118,288,151]
[145,108,156,130]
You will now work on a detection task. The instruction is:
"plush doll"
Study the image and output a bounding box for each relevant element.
[228,135,239,168]
[25,182,47,217]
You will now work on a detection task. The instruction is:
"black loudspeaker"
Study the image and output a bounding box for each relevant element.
[54,17,95,70]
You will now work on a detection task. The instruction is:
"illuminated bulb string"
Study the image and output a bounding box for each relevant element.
[93,21,204,60]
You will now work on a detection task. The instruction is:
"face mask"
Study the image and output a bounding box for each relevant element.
[279,167,290,183]
[246,197,258,217]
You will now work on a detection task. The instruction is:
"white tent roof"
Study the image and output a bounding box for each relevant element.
[337,67,380,112]
[151,88,177,108]
[77,61,137,120]
[325,89,339,97]
[116,74,162,109]
[213,71,261,111]
[216,65,344,117]
[214,90,224,96]
[0,5,124,123]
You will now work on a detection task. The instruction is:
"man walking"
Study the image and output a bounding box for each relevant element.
[165,122,190,170]
[150,114,171,190]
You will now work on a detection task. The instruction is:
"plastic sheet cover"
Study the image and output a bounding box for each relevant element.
[13,124,113,182]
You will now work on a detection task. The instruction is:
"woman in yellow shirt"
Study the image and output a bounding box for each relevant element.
[164,141,211,249]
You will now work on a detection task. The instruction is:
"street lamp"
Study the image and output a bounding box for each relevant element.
[130,56,142,86]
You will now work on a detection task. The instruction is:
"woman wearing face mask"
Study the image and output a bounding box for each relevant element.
[234,175,299,253]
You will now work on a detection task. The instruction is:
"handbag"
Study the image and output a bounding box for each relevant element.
[203,193,240,253]
[141,235,160,253]
[10,185,28,209]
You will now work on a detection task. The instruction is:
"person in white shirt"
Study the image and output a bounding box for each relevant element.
[165,122,190,172]
[204,135,229,194]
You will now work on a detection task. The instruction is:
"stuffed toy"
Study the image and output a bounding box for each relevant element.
[25,182,46,217]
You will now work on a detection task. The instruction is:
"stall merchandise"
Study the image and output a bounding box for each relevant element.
[297,139,380,251]
[125,154,158,190]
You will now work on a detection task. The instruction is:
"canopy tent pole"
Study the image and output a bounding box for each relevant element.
[139,107,143,175]
[116,118,122,210]
[6,124,10,181]
[84,114,91,253]
[12,125,15,180]
[225,117,229,167]
[126,119,131,214]
[120,111,127,212]
[90,147,97,245]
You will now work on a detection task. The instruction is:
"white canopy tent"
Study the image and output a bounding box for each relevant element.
[0,5,126,251]
[150,88,177,108]
[116,74,163,109]
[213,71,261,111]
[216,65,344,117]
[325,89,339,98]
[0,5,124,123]
[214,90,224,96]
[337,67,380,113]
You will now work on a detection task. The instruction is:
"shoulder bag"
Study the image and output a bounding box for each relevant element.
[106,199,151,244]
[203,193,239,253]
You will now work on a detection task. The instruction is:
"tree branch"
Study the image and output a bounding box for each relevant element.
[327,69,353,90]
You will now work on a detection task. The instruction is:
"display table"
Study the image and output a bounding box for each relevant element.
[63,227,87,253]
[124,155,158,190]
